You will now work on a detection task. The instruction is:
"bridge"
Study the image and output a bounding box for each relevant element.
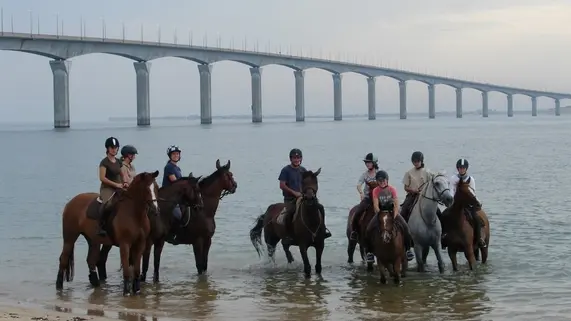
[1,31,570,128]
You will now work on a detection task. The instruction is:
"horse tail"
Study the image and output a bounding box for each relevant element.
[250,212,266,258]
[65,246,75,282]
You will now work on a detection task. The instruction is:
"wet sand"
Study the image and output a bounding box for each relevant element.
[0,303,112,321]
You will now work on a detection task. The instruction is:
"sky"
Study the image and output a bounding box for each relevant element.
[0,0,570,122]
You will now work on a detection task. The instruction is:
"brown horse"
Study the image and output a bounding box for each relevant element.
[250,168,326,278]
[96,173,204,283]
[366,210,407,285]
[441,178,490,271]
[346,181,378,270]
[55,171,160,296]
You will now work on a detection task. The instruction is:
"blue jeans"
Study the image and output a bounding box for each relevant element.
[172,206,182,221]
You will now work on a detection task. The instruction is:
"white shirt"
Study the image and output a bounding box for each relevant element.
[449,174,476,197]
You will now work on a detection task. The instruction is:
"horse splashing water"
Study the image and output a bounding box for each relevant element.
[407,171,454,273]
[346,181,377,270]
[96,173,204,283]
[55,171,160,296]
[250,168,326,279]
[441,177,490,271]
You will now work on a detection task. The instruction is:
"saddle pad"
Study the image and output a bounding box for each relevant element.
[86,198,103,220]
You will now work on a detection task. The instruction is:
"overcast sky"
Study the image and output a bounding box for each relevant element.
[0,0,570,122]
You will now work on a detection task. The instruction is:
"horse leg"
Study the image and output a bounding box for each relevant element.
[431,243,446,274]
[96,245,112,282]
[464,243,476,270]
[152,239,165,283]
[393,257,403,286]
[119,243,132,296]
[56,232,79,290]
[448,247,459,271]
[481,246,489,264]
[422,247,430,265]
[299,244,312,279]
[85,238,101,287]
[140,239,152,283]
[282,243,295,264]
[192,238,206,275]
[377,261,388,285]
[202,237,212,273]
[474,248,481,261]
[401,252,408,278]
[347,239,357,264]
[131,239,146,295]
[413,243,425,272]
[314,241,324,276]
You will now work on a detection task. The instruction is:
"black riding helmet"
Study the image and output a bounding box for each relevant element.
[121,145,138,156]
[375,170,389,181]
[105,137,120,149]
[363,152,378,163]
[289,148,302,158]
[456,158,469,169]
[411,151,424,163]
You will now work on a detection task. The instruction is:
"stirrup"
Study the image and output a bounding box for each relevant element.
[349,231,358,241]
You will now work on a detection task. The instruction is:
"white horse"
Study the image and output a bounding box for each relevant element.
[407,170,454,273]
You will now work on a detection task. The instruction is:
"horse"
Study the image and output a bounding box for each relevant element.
[346,181,378,270]
[147,159,237,277]
[407,170,454,273]
[441,178,490,271]
[367,209,407,285]
[95,173,204,283]
[55,171,160,296]
[250,168,325,279]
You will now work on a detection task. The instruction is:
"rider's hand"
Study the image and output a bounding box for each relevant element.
[359,193,364,201]
[293,191,302,198]
[115,182,124,189]
[122,182,129,189]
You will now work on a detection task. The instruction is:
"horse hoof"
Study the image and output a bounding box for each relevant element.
[56,273,64,290]
[89,272,100,287]
[438,264,445,274]
[132,279,141,295]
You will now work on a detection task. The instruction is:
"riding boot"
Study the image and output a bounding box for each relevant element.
[317,204,332,239]
[350,211,362,241]
[396,215,415,261]
[471,208,486,248]
[282,213,295,245]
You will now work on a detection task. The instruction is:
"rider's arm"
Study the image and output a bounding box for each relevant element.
[391,186,399,217]
[165,163,177,182]
[402,172,416,194]
[356,172,365,195]
[278,168,297,196]
[469,176,476,192]
[120,166,129,185]
[449,175,459,196]
[99,164,121,189]
[372,187,380,213]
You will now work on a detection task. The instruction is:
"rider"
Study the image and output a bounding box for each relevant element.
[350,153,379,240]
[97,137,128,236]
[365,170,415,263]
[400,151,428,222]
[162,145,187,244]
[120,145,138,185]
[445,158,486,248]
[279,148,331,245]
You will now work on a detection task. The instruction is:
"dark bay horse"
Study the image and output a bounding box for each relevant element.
[441,178,490,271]
[55,171,160,296]
[366,210,407,285]
[346,181,377,270]
[151,159,237,277]
[96,173,204,283]
[250,168,326,278]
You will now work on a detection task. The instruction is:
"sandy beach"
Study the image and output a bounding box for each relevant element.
[0,303,115,321]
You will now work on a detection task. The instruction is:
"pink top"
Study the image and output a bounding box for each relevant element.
[372,185,398,200]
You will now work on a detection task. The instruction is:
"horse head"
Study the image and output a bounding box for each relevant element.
[301,168,321,204]
[215,159,238,195]
[182,172,204,209]
[378,210,395,243]
[455,177,479,208]
[424,170,453,206]
[129,170,160,214]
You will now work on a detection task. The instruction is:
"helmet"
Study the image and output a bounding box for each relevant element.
[167,145,182,157]
[289,148,302,158]
[411,151,424,163]
[375,170,389,181]
[121,145,138,156]
[456,158,469,169]
[363,153,378,163]
[105,137,120,149]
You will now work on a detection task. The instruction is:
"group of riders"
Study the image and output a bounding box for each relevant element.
[96,137,486,261]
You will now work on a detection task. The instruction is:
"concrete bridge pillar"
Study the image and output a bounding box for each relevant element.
[198,64,213,124]
[555,98,561,116]
[250,67,262,123]
[49,60,71,128]
[482,91,489,117]
[333,73,342,121]
[294,70,305,122]
[455,87,463,118]
[133,61,151,126]
[507,94,514,117]
[428,84,435,119]
[367,77,376,120]
[531,96,537,116]
[399,80,407,119]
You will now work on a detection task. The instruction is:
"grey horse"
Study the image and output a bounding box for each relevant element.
[407,170,454,273]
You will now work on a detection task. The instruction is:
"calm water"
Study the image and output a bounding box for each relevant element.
[0,115,570,321]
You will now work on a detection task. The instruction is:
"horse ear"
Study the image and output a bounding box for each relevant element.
[314,167,321,176]
[188,172,194,178]
[152,170,159,178]
[216,159,221,169]
[196,175,203,181]
[225,160,231,169]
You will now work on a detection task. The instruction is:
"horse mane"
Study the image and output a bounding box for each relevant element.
[158,174,201,192]
[199,166,227,188]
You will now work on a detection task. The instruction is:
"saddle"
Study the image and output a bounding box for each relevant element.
[86,195,118,229]
[276,198,303,226]
[462,206,485,227]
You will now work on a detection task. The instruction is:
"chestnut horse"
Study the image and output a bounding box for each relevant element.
[366,209,407,285]
[96,173,204,283]
[250,168,325,278]
[55,171,160,296]
[441,178,490,271]
[346,181,378,270]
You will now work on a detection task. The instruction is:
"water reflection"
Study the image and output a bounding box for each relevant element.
[257,271,332,321]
